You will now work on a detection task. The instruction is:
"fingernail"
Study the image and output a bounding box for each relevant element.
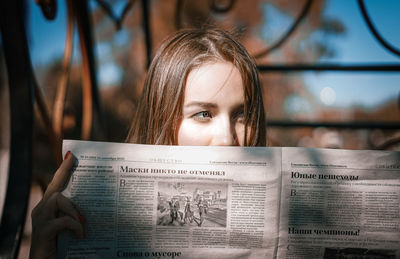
[78,213,85,223]
[64,151,71,160]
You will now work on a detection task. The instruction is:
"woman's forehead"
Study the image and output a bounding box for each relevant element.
[184,61,244,104]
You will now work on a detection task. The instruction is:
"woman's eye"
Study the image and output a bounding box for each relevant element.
[192,111,212,122]
[235,111,245,123]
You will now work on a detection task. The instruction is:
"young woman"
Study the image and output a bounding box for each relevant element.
[30,28,266,258]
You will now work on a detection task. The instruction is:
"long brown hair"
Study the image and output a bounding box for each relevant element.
[126,28,266,146]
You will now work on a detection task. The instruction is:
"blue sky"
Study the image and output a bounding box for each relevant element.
[28,0,69,65]
[304,0,400,108]
[28,0,127,86]
[27,0,400,110]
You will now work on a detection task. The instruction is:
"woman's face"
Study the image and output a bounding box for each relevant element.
[177,61,246,146]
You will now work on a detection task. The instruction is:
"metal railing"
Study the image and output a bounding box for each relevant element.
[0,0,399,258]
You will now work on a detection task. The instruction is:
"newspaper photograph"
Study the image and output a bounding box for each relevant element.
[278,147,400,259]
[58,140,281,259]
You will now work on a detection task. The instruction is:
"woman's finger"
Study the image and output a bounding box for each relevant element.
[44,151,75,200]
[56,193,84,223]
[32,192,84,229]
[46,215,85,239]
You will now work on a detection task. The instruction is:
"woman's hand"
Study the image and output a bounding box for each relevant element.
[30,151,85,259]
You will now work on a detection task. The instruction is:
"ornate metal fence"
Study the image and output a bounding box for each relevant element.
[0,0,399,258]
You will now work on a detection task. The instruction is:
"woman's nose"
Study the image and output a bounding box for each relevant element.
[211,116,238,146]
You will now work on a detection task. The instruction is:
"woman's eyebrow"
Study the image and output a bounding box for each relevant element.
[184,102,217,109]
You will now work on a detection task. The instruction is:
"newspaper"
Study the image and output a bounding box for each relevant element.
[58,140,400,259]
[278,147,400,258]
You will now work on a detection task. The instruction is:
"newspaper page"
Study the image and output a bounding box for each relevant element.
[278,147,400,259]
[58,140,281,259]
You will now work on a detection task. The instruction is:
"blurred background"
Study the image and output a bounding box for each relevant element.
[0,0,399,258]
